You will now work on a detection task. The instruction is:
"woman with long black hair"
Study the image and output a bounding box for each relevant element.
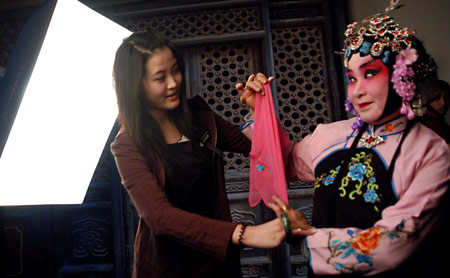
[111,31,285,277]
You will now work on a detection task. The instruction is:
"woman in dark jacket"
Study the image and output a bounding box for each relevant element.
[110,31,285,278]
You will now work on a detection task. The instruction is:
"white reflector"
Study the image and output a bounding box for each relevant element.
[0,0,131,205]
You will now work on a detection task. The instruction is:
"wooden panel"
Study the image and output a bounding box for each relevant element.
[0,1,347,277]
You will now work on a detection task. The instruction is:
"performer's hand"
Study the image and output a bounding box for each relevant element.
[268,195,317,237]
[236,73,274,110]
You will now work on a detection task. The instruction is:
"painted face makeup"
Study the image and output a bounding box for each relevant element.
[347,53,390,125]
[142,46,182,118]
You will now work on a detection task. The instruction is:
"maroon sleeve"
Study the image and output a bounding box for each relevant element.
[214,112,252,154]
[188,95,251,154]
[110,132,237,261]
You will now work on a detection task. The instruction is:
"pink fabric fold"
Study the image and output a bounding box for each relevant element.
[249,83,289,207]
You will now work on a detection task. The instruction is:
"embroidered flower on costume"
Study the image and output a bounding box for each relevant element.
[326,222,414,274]
[352,227,382,254]
[360,41,371,55]
[357,254,373,266]
[256,164,264,172]
[384,123,395,132]
[348,163,367,181]
[369,177,376,184]
[316,166,340,189]
[380,121,403,132]
[324,175,335,186]
[364,189,378,203]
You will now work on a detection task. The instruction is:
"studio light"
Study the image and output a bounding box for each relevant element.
[0,0,131,205]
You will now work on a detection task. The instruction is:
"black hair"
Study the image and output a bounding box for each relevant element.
[113,31,197,181]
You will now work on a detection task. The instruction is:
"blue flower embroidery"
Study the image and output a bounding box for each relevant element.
[342,247,357,259]
[324,175,335,186]
[357,254,373,266]
[256,164,264,172]
[364,189,378,203]
[382,51,391,64]
[387,232,400,239]
[396,219,405,231]
[369,177,376,184]
[360,41,371,55]
[348,163,367,181]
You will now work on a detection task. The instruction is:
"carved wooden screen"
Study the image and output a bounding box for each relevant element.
[185,41,279,277]
[268,1,345,276]
[0,0,346,277]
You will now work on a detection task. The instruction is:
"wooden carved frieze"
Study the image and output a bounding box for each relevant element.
[71,218,109,258]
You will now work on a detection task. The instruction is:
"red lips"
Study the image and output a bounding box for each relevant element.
[359,102,371,109]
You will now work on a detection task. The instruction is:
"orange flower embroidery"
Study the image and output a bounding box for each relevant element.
[351,227,382,254]
[384,123,395,132]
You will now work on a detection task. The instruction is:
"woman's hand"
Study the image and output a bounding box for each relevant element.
[236,73,274,110]
[268,195,317,237]
[232,218,285,249]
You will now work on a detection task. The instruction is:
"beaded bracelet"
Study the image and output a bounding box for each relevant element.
[238,224,247,248]
[244,110,254,122]
[239,120,254,131]
[239,110,255,131]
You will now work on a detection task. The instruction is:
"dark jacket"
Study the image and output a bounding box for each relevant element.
[420,106,450,143]
[111,96,251,277]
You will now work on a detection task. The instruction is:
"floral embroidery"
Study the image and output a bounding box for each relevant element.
[363,189,378,203]
[315,166,340,189]
[326,221,415,273]
[337,152,380,211]
[352,227,382,254]
[256,164,264,172]
[384,123,395,132]
[348,163,367,181]
[324,175,335,186]
[380,121,403,132]
[316,151,381,211]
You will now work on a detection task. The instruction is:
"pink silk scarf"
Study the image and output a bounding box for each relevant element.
[249,83,290,207]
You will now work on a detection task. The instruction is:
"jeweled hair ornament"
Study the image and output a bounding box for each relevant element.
[343,0,415,67]
[342,0,438,125]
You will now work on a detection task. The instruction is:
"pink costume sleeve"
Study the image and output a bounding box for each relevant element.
[305,126,450,276]
[248,83,291,206]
